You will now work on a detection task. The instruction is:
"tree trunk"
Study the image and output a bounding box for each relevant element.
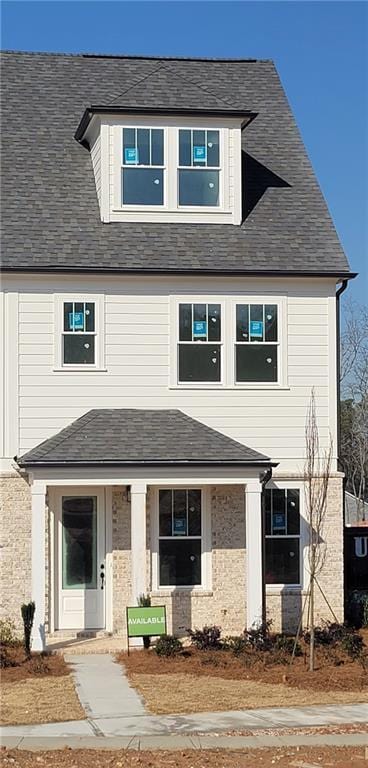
[309,576,315,672]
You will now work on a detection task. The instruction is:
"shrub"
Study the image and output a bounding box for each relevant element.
[137,594,151,650]
[223,635,248,655]
[341,632,363,660]
[21,601,35,658]
[244,619,273,651]
[188,625,222,650]
[304,621,364,661]
[155,634,182,657]
[274,634,302,657]
[0,647,18,669]
[0,618,19,648]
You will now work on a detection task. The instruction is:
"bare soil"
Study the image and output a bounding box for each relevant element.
[1,647,70,682]
[1,747,367,767]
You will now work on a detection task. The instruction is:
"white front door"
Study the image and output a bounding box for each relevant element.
[56,488,105,630]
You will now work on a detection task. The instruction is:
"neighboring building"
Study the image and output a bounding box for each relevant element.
[0,52,355,649]
[345,491,368,526]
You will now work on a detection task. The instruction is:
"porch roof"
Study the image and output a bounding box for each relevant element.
[17,408,272,468]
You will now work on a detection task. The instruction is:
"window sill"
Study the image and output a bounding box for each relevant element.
[169,384,290,391]
[53,367,108,373]
[266,585,303,595]
[151,589,213,597]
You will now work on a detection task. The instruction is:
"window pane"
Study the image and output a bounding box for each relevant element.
[272,489,286,535]
[64,302,73,332]
[193,303,207,340]
[151,129,164,166]
[207,130,220,167]
[179,344,220,382]
[208,304,221,341]
[122,168,163,205]
[188,490,201,536]
[62,497,97,589]
[265,537,300,584]
[85,303,95,332]
[193,130,206,166]
[159,489,172,536]
[249,305,264,341]
[159,539,201,586]
[179,304,192,341]
[179,170,219,207]
[236,344,277,382]
[123,128,136,164]
[265,305,278,342]
[179,129,191,166]
[137,128,150,165]
[173,489,187,536]
[264,488,272,535]
[287,490,300,535]
[236,305,249,342]
[63,335,95,365]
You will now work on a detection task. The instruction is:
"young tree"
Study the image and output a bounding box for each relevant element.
[304,390,333,671]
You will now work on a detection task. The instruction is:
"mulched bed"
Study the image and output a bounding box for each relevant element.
[118,639,368,693]
[1,747,367,767]
[1,646,70,682]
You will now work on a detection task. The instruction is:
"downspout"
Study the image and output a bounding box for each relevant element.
[261,467,273,626]
[336,278,349,471]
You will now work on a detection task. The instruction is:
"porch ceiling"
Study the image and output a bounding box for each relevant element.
[17,408,272,468]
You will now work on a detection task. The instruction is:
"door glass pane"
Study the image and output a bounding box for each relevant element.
[137,128,150,165]
[236,344,277,382]
[179,344,220,382]
[179,170,219,206]
[265,305,277,342]
[63,335,95,364]
[151,129,164,166]
[122,168,163,205]
[208,304,221,341]
[207,130,220,167]
[173,489,187,536]
[265,538,300,584]
[188,490,201,535]
[159,489,172,536]
[62,497,97,589]
[159,539,201,586]
[179,129,191,166]
[236,304,249,341]
[179,304,192,341]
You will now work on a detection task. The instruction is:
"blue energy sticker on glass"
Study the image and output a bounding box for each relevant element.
[124,147,138,164]
[193,145,206,163]
[68,312,84,330]
[193,320,207,338]
[174,517,187,535]
[273,512,286,530]
[250,320,263,338]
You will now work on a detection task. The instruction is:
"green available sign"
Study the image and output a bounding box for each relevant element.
[126,605,166,638]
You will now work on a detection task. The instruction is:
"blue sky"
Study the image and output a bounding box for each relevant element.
[1,1,367,303]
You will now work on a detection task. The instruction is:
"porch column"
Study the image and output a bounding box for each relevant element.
[245,480,263,629]
[130,482,147,603]
[31,480,47,651]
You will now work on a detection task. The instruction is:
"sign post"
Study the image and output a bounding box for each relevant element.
[126,605,167,654]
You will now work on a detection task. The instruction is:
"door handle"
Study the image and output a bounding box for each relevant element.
[100,563,105,590]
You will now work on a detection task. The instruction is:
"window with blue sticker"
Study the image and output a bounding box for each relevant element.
[159,489,202,586]
[122,128,164,206]
[62,301,96,365]
[235,304,278,383]
[178,129,220,207]
[178,303,221,383]
[264,489,301,585]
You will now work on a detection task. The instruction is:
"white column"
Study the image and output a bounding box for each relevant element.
[130,482,147,604]
[31,481,47,651]
[245,479,263,629]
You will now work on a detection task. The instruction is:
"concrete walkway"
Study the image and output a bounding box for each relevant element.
[65,654,146,719]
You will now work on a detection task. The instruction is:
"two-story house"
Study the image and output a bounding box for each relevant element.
[0,51,355,650]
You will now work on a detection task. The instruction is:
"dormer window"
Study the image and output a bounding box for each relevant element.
[122,128,165,206]
[178,129,220,207]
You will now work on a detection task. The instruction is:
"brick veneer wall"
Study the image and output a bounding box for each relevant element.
[0,472,32,632]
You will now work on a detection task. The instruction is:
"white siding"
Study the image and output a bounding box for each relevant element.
[90,132,101,209]
[3,274,338,473]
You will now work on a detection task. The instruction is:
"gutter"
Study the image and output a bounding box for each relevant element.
[261,467,273,626]
[0,266,358,279]
[15,458,278,469]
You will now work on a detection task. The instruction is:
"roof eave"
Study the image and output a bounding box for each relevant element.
[1,266,358,280]
[17,459,276,468]
[74,106,257,144]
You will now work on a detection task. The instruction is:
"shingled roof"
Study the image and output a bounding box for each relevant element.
[1,51,350,275]
[17,409,272,467]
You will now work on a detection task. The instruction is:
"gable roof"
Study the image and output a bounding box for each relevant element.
[1,51,351,276]
[16,408,272,467]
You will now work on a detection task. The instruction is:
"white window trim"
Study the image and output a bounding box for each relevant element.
[151,486,212,592]
[169,295,288,389]
[264,480,308,594]
[54,294,106,371]
[109,115,239,224]
[119,125,169,211]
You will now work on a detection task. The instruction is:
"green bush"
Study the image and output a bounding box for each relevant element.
[155,634,182,657]
[0,618,19,647]
[223,635,248,655]
[244,619,273,651]
[274,634,302,657]
[21,601,35,658]
[188,625,222,650]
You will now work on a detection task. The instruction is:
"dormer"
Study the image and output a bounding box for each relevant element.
[75,67,256,225]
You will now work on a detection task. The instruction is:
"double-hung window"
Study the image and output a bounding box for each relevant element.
[158,489,202,586]
[178,302,222,383]
[178,129,220,207]
[62,300,96,365]
[264,489,301,585]
[235,303,278,383]
[121,128,165,206]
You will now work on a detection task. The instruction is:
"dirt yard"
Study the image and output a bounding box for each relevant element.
[1,747,367,767]
[0,649,84,726]
[119,644,368,715]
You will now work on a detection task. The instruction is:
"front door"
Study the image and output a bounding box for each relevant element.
[56,488,105,630]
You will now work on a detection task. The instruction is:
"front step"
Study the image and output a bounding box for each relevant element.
[48,630,112,640]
